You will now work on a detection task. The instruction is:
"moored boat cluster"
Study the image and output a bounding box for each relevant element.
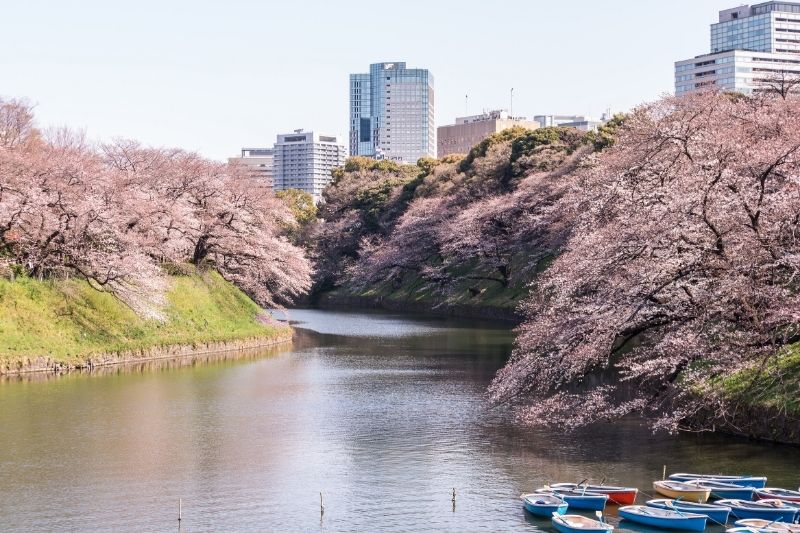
[521,473,800,533]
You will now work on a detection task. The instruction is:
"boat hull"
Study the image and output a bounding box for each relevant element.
[523,497,568,518]
[646,499,731,525]
[619,506,707,532]
[687,481,756,501]
[705,487,756,501]
[718,500,799,522]
[755,489,800,503]
[550,484,637,505]
[653,483,711,503]
[559,494,608,511]
[552,514,613,533]
[537,489,608,511]
[669,474,767,489]
[734,519,800,533]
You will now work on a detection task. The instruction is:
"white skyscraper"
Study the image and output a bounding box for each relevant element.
[350,62,435,164]
[675,2,800,95]
[272,130,346,202]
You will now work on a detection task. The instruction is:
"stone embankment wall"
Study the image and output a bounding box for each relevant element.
[0,333,293,376]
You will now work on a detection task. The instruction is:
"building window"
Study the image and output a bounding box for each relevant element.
[359,118,371,142]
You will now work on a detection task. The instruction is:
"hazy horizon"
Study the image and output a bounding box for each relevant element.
[3,0,736,160]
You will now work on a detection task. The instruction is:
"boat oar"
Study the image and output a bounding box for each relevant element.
[668,498,728,528]
[666,499,688,517]
[595,511,604,524]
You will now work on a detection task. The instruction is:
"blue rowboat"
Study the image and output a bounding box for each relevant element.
[646,498,731,525]
[552,513,613,533]
[734,519,800,533]
[521,493,568,517]
[686,480,757,500]
[619,504,708,532]
[670,474,768,489]
[537,488,609,511]
[717,499,800,522]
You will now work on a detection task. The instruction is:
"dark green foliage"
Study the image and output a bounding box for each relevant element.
[352,177,412,231]
[510,127,566,162]
[585,113,628,150]
[458,126,534,173]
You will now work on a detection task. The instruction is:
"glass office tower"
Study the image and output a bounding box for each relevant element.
[349,62,435,164]
[676,1,800,95]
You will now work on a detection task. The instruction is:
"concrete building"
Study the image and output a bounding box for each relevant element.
[675,1,800,95]
[437,110,539,158]
[534,114,606,132]
[350,61,435,164]
[272,130,346,201]
[228,148,274,184]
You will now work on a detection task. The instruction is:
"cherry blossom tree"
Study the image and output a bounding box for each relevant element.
[0,98,312,317]
[490,91,800,432]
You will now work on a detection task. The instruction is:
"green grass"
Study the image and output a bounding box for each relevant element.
[718,345,800,416]
[0,268,289,369]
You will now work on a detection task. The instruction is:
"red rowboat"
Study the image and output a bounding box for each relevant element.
[755,488,800,503]
[550,483,638,505]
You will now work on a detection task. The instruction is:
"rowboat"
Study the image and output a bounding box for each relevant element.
[670,474,768,489]
[755,489,800,503]
[717,499,800,522]
[734,519,800,533]
[646,498,731,524]
[727,528,765,533]
[537,488,608,511]
[654,480,712,503]
[552,513,613,533]
[618,505,708,532]
[521,493,568,517]
[686,479,756,500]
[550,483,638,505]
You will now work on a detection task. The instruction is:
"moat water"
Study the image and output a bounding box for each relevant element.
[1,309,798,532]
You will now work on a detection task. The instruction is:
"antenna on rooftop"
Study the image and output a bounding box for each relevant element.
[465,94,469,116]
[510,88,514,117]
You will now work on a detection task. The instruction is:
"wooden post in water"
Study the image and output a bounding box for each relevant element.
[452,488,456,512]
[178,498,182,522]
[662,465,666,480]
[320,492,324,515]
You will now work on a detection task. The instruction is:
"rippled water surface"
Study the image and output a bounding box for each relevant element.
[0,309,798,532]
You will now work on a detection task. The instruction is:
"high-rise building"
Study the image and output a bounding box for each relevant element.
[437,110,540,158]
[350,62,435,164]
[675,2,800,95]
[228,148,274,184]
[272,130,346,201]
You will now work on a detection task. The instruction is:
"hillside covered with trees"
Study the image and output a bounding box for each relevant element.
[312,91,800,439]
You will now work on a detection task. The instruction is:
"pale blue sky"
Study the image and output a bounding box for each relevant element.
[2,0,735,160]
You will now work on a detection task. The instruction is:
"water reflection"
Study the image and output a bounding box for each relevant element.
[0,309,797,532]
[0,344,292,384]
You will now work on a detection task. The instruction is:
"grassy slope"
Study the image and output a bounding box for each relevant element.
[719,345,800,416]
[0,269,289,367]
